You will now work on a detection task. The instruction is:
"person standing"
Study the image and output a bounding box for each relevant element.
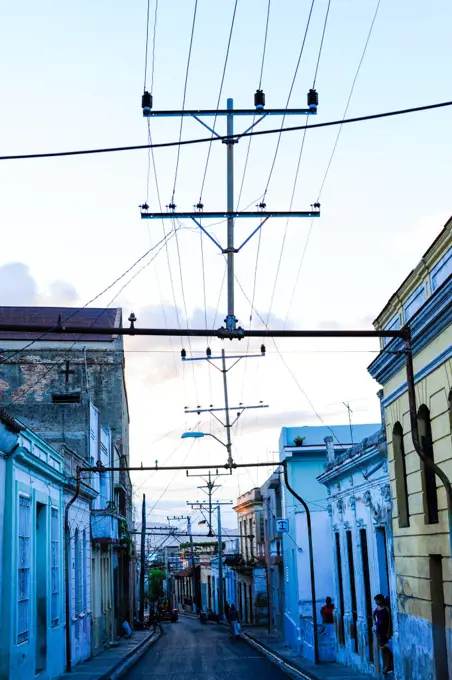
[373,594,393,675]
[320,597,335,624]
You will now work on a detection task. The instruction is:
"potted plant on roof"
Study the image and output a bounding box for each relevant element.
[293,436,306,447]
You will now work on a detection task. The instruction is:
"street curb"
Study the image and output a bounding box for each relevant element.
[99,628,161,680]
[241,632,320,680]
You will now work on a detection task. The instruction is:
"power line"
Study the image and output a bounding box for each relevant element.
[151,0,159,93]
[198,0,239,203]
[258,0,271,90]
[0,227,177,366]
[284,0,381,328]
[2,99,450,161]
[143,0,152,91]
[3,232,174,405]
[172,0,199,201]
[261,0,316,203]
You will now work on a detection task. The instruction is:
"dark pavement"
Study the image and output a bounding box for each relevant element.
[127,615,289,680]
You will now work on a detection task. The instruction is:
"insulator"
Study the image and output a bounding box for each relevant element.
[142,91,153,116]
[254,89,265,109]
[140,203,149,211]
[314,202,320,210]
[181,348,187,359]
[195,202,204,211]
[206,347,212,356]
[256,202,266,210]
[307,89,318,110]
[167,203,176,210]
[261,344,266,355]
[128,312,136,328]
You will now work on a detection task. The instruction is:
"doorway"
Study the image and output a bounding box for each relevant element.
[35,503,47,674]
[429,555,449,679]
[360,529,374,662]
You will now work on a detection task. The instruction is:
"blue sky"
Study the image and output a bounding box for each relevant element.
[0,0,451,525]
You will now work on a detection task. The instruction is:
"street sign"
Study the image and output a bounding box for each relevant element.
[276,518,289,533]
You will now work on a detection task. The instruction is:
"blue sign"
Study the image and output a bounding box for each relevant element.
[276,518,289,533]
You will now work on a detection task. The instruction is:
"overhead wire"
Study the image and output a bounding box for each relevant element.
[265,0,331,326]
[284,0,381,327]
[197,0,239,204]
[2,100,451,160]
[260,0,317,204]
[4,230,177,404]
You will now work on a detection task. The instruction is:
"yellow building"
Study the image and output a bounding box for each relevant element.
[368,217,452,680]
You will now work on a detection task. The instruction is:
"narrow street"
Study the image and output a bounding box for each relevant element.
[127,616,289,680]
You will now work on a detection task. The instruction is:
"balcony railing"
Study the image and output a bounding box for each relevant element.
[91,508,121,543]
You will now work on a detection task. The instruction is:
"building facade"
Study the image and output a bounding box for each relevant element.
[368,217,452,680]
[0,410,67,680]
[0,306,135,657]
[233,488,268,626]
[261,469,285,635]
[279,424,378,662]
[318,428,397,677]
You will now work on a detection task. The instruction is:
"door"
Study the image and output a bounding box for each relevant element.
[35,503,47,674]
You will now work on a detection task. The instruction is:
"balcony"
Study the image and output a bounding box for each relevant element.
[91,508,121,543]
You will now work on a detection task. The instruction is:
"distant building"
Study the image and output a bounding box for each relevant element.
[368,217,452,680]
[233,488,268,626]
[318,427,396,677]
[279,423,378,662]
[261,469,285,634]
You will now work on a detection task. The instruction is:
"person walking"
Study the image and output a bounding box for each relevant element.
[228,604,240,638]
[373,594,393,675]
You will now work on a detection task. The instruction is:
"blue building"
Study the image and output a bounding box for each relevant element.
[0,409,66,680]
[279,423,378,662]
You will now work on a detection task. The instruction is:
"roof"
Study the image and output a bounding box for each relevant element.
[0,306,122,342]
[0,406,23,433]
[280,424,379,450]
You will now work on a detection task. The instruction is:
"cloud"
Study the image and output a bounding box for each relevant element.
[0,262,38,305]
[0,261,79,307]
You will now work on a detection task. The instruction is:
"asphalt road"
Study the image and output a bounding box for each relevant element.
[127,615,289,680]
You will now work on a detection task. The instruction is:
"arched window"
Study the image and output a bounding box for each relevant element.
[393,423,410,528]
[417,405,439,524]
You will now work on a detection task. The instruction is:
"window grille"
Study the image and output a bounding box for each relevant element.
[17,496,31,644]
[51,507,60,626]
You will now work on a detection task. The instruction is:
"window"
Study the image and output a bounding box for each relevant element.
[383,314,401,346]
[431,246,452,292]
[346,531,358,653]
[52,393,81,404]
[335,533,345,645]
[17,496,31,644]
[393,423,410,528]
[418,405,439,524]
[403,284,426,323]
[82,530,87,612]
[74,529,82,616]
[51,508,60,626]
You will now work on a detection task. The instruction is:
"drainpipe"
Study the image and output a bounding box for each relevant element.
[404,337,452,557]
[64,466,81,673]
[283,460,319,664]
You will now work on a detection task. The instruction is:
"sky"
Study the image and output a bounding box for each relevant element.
[0,0,451,528]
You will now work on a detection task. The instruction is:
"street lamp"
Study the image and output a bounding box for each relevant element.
[181,431,227,448]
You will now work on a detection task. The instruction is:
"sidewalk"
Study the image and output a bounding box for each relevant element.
[57,628,160,680]
[242,627,372,680]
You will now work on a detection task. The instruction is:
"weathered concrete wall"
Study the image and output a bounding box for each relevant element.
[0,343,129,461]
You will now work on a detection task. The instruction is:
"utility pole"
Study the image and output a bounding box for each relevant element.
[183,346,269,468]
[186,470,229,535]
[343,402,354,444]
[141,91,320,337]
[139,493,146,623]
